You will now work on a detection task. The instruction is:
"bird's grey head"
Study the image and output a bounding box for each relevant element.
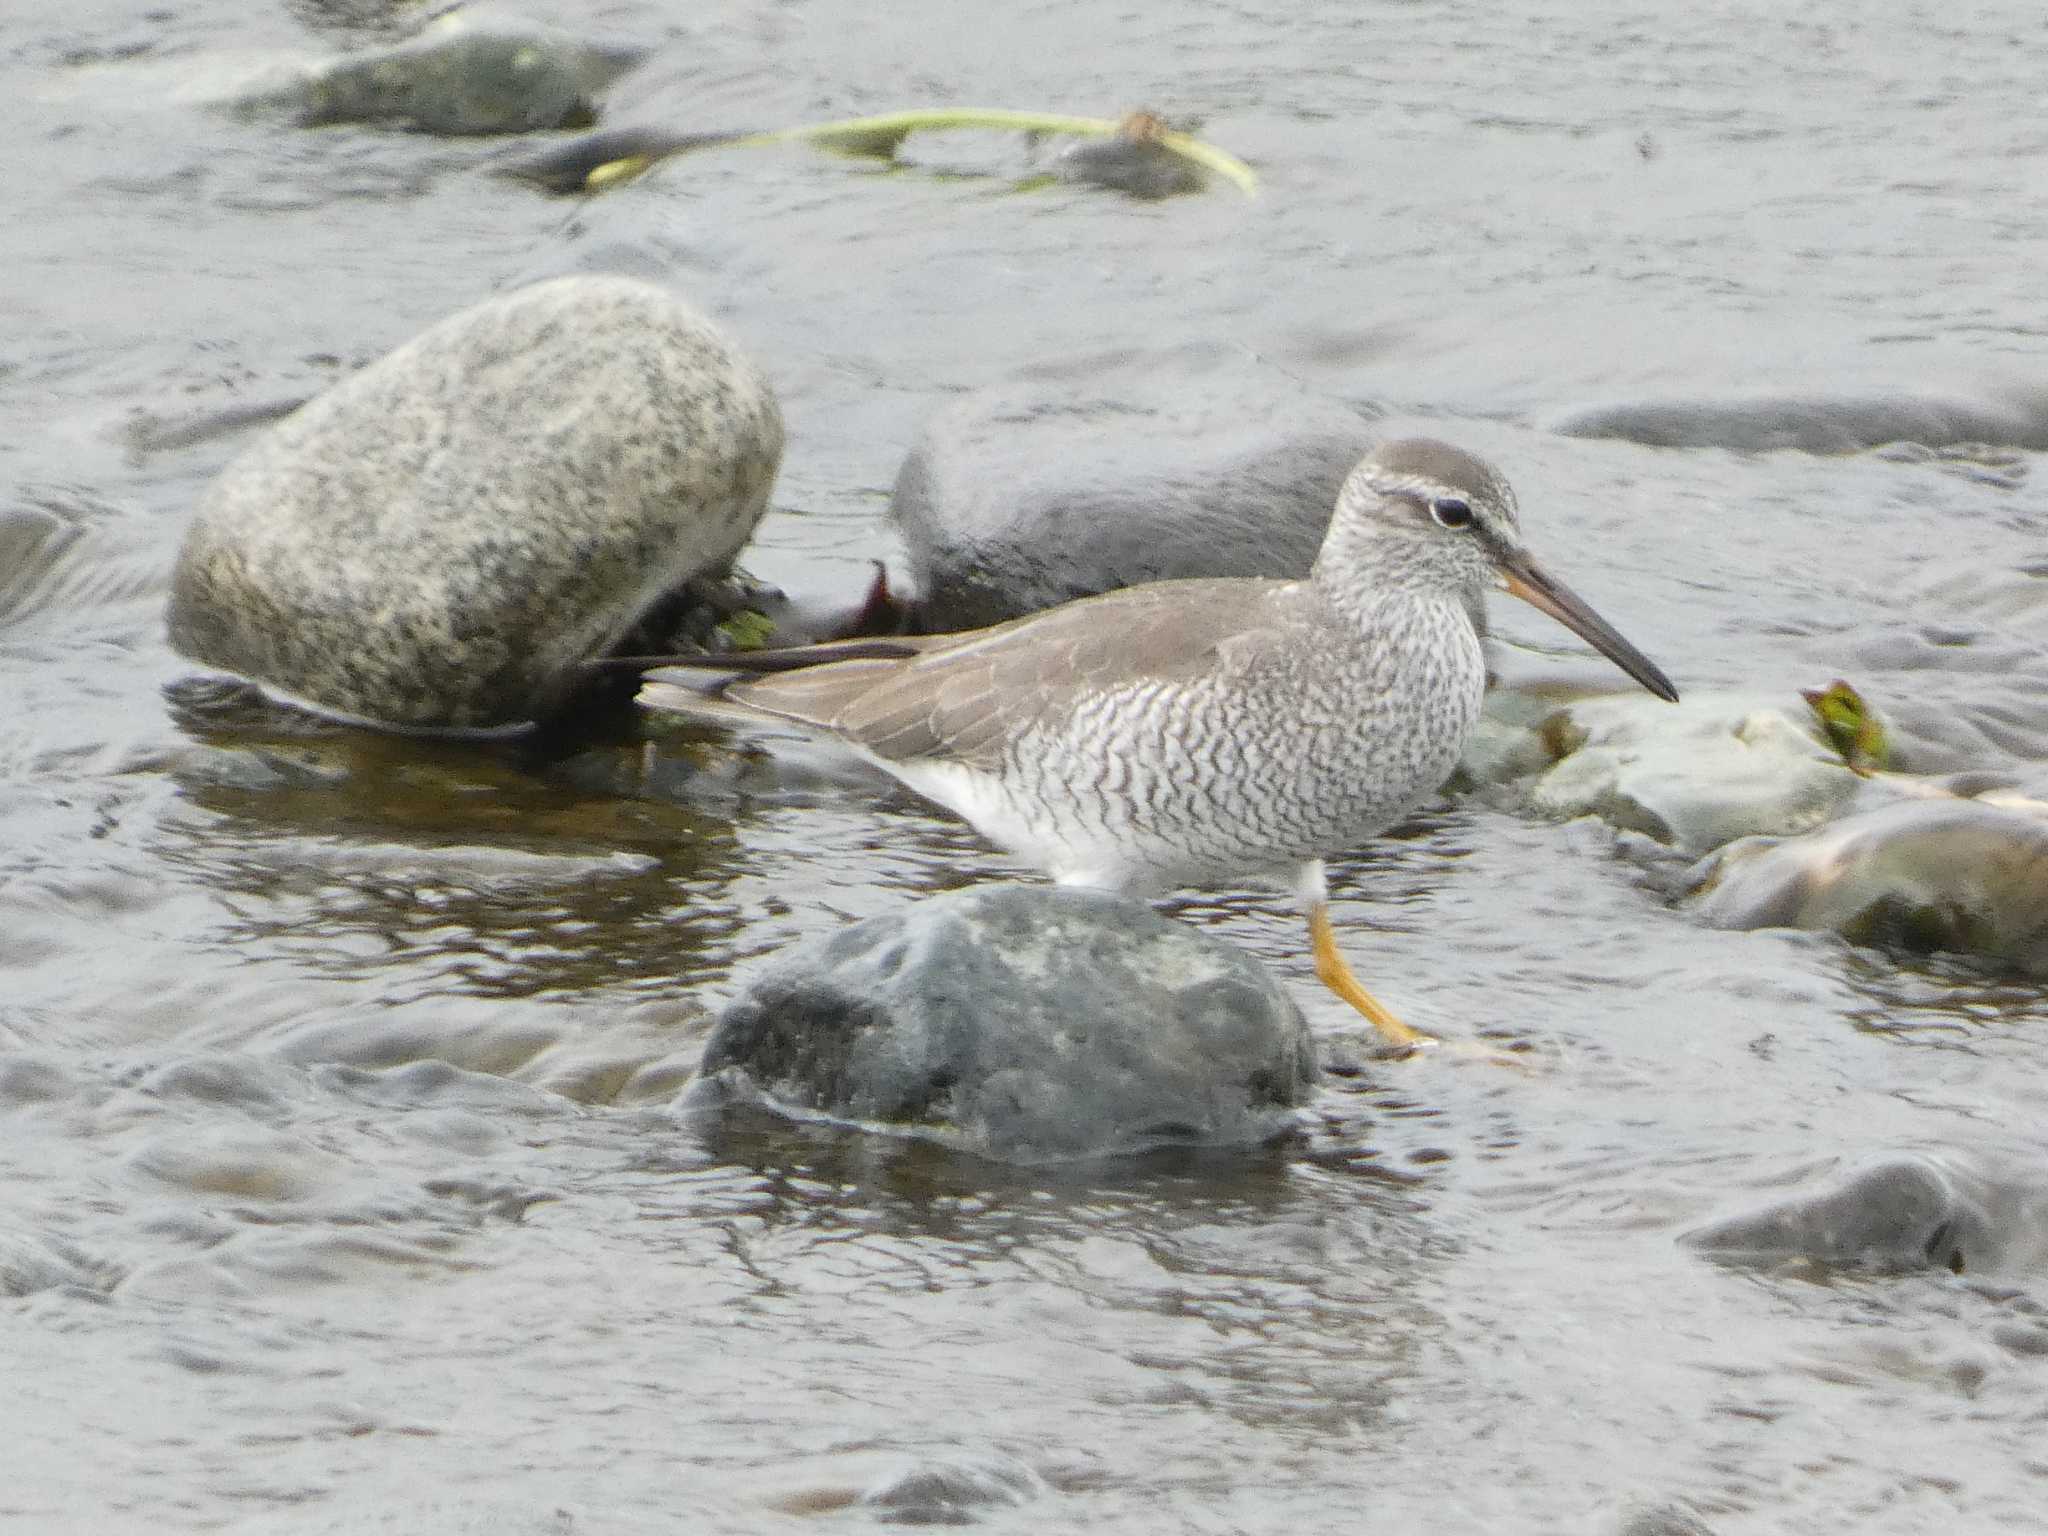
[1317,437,1680,703]
[1317,437,1524,603]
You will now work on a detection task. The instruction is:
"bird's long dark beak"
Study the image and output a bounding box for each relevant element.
[1499,550,1679,703]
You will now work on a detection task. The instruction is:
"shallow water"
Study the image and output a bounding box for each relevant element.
[9,1,2048,1531]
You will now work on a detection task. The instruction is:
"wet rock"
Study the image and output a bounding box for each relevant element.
[1684,1153,2001,1274]
[690,884,1317,1164]
[859,1450,1048,1521]
[496,126,741,196]
[168,275,782,732]
[1550,389,2048,455]
[1496,690,1861,854]
[887,358,1378,630]
[1452,678,1580,790]
[235,9,645,136]
[1690,794,2048,974]
[1054,111,1205,198]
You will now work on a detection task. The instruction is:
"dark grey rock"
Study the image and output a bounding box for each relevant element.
[1690,794,2048,973]
[168,274,782,732]
[1683,1154,1996,1274]
[859,1451,1048,1521]
[495,127,742,196]
[1550,390,2048,455]
[692,884,1317,1164]
[888,360,1379,630]
[1055,132,1204,198]
[237,10,645,136]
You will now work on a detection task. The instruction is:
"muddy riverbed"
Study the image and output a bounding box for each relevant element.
[8,1,2048,1531]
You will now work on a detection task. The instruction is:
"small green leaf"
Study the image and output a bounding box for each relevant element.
[1802,679,1890,776]
[716,608,781,653]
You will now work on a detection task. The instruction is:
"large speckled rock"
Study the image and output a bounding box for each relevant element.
[1690,791,2048,974]
[888,359,1379,630]
[687,884,1317,1164]
[168,275,782,732]
[234,9,645,136]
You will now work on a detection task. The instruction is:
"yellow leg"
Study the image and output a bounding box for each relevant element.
[1308,898,1434,1052]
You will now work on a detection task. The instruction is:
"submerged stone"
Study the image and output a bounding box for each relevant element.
[1684,1153,2001,1274]
[1550,389,2048,456]
[1690,793,2048,974]
[167,275,782,732]
[496,126,739,195]
[691,884,1317,1164]
[858,1451,1048,1520]
[887,359,1379,630]
[1054,112,1206,198]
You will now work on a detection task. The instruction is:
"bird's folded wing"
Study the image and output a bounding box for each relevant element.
[725,578,1308,768]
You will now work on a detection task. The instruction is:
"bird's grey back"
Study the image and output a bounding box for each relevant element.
[727,576,1320,769]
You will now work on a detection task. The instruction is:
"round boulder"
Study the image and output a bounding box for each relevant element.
[690,884,1318,1164]
[168,274,782,732]
[888,360,1379,630]
[1690,793,2048,974]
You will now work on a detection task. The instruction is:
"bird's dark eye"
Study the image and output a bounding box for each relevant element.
[1430,496,1474,530]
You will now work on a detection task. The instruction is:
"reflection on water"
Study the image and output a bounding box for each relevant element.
[159,687,760,994]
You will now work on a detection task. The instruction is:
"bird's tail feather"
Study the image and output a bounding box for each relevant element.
[609,637,924,676]
[637,678,773,726]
